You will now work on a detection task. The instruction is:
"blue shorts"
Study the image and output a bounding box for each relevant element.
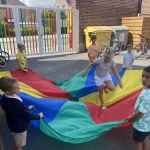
[133,128,150,142]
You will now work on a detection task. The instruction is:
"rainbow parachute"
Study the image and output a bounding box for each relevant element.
[0,68,143,143]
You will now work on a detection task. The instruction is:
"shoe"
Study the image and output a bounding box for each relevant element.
[24,69,28,72]
[101,104,106,110]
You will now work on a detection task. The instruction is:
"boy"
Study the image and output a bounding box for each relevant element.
[128,66,150,150]
[16,42,28,71]
[122,44,135,70]
[0,77,43,150]
[88,35,101,63]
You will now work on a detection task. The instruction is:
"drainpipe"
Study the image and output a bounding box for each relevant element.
[138,0,142,16]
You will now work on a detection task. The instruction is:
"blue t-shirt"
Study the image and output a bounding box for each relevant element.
[122,52,135,69]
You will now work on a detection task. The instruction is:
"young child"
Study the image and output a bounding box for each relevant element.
[128,66,150,150]
[82,48,123,110]
[16,42,28,71]
[0,77,43,150]
[88,35,101,63]
[122,44,135,70]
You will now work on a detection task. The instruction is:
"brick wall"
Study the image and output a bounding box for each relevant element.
[141,0,150,16]
[76,0,139,43]
[72,0,76,9]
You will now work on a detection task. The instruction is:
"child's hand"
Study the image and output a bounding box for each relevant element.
[82,73,86,78]
[127,116,133,122]
[119,81,123,89]
[39,112,44,118]
[28,105,34,110]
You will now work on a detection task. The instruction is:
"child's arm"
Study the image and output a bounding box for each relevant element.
[123,58,127,68]
[128,111,144,122]
[128,59,134,69]
[97,45,101,58]
[112,66,123,88]
[88,53,94,62]
[82,62,95,78]
[16,59,24,70]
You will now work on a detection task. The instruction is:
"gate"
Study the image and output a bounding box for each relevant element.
[0,4,79,58]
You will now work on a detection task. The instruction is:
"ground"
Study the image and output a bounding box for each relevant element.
[0,51,150,150]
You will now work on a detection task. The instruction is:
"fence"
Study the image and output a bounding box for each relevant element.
[0,4,79,58]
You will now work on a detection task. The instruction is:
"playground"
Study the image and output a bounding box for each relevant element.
[0,52,150,150]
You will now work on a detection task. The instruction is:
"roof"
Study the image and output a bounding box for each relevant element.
[19,0,57,8]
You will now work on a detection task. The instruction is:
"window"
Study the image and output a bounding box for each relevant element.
[0,0,6,4]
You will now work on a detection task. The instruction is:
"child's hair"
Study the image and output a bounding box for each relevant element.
[103,48,114,57]
[90,35,97,41]
[0,77,17,92]
[143,66,150,73]
[127,44,133,49]
[17,42,25,49]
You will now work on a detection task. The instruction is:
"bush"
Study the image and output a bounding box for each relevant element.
[20,26,38,36]
[0,21,8,38]
[43,26,56,35]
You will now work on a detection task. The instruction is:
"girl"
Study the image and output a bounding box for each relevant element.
[82,48,123,110]
[88,35,101,63]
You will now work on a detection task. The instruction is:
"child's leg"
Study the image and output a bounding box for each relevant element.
[12,141,22,150]
[143,136,149,150]
[98,85,104,104]
[104,80,115,91]
[134,141,143,150]
[103,84,109,93]
[98,85,106,110]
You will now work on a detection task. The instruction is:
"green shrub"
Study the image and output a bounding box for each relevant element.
[20,26,38,36]
[0,21,8,38]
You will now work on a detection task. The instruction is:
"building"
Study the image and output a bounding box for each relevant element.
[75,0,150,51]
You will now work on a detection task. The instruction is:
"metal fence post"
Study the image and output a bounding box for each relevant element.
[73,9,79,53]
[36,8,43,55]
[56,9,62,53]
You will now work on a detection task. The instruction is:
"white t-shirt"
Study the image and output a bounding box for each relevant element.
[94,58,116,78]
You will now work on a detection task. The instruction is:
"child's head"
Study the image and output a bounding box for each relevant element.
[103,48,114,63]
[90,35,97,44]
[142,66,150,88]
[0,77,20,95]
[127,44,133,53]
[17,42,25,52]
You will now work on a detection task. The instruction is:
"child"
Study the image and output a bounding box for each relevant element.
[16,42,28,71]
[128,66,150,150]
[0,77,43,150]
[82,48,123,110]
[88,35,101,63]
[122,44,135,70]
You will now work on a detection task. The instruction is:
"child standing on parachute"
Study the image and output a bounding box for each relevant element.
[128,66,150,150]
[88,35,101,63]
[82,48,123,110]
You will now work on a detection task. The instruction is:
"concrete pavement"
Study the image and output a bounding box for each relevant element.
[0,51,150,150]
